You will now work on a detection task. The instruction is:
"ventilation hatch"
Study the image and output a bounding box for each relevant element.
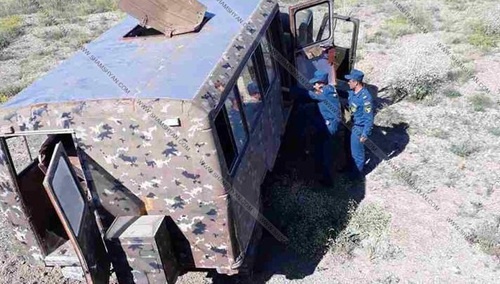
[118,0,207,38]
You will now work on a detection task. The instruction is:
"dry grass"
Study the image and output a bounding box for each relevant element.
[0,15,23,49]
[472,216,500,258]
[0,0,117,18]
[0,84,27,103]
[331,203,398,260]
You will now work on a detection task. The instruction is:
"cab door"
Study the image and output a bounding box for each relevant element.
[331,13,360,94]
[42,142,110,283]
[289,0,359,90]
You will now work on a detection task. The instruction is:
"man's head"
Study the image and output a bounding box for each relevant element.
[309,70,329,92]
[345,69,364,91]
[247,82,262,101]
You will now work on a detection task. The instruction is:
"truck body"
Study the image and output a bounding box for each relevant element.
[0,0,359,282]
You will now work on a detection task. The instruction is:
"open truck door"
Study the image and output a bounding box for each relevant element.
[42,142,110,283]
[288,0,359,90]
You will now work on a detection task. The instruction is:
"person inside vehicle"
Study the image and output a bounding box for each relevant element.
[294,70,342,185]
[38,134,77,173]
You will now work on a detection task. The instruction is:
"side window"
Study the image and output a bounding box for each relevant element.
[294,2,331,48]
[236,56,264,130]
[260,34,277,87]
[215,88,248,171]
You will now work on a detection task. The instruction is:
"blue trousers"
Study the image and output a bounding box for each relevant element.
[351,126,365,173]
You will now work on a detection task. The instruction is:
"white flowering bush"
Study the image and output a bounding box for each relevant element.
[385,35,452,102]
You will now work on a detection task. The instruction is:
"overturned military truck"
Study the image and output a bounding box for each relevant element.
[0,0,359,283]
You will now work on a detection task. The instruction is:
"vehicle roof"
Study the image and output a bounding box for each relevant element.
[1,0,262,110]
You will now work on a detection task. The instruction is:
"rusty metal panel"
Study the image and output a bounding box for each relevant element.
[105,215,180,284]
[118,0,206,36]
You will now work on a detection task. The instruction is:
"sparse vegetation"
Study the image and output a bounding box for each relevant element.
[374,107,406,127]
[468,22,498,50]
[489,127,500,137]
[386,35,452,102]
[472,216,500,258]
[469,94,493,112]
[267,178,355,259]
[383,16,414,38]
[443,88,462,98]
[458,201,483,218]
[450,140,480,158]
[0,84,27,102]
[331,203,394,259]
[429,128,450,139]
[0,15,23,49]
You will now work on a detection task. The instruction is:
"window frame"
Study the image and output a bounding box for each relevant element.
[259,31,280,95]
[213,86,250,175]
[234,46,268,134]
[213,23,282,174]
[292,0,332,50]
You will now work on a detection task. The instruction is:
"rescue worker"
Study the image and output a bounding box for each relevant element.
[346,69,374,178]
[299,70,342,185]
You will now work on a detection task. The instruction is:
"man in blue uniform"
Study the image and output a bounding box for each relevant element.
[346,69,374,177]
[299,70,342,185]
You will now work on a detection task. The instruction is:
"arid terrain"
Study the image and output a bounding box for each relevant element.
[1,0,499,283]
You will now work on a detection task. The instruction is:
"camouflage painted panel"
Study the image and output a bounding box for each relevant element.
[0,98,233,270]
[0,148,44,263]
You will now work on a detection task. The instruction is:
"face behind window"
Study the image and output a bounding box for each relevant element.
[224,89,248,152]
[237,60,263,130]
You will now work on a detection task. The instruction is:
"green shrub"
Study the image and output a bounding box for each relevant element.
[0,15,23,49]
[383,16,414,38]
[77,0,118,15]
[469,94,493,112]
[467,21,499,50]
[489,127,500,137]
[450,140,480,158]
[0,84,27,102]
[443,88,462,98]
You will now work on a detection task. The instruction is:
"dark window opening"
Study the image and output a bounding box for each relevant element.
[268,13,292,103]
[124,25,164,38]
[214,107,238,171]
[236,51,265,131]
[253,46,270,93]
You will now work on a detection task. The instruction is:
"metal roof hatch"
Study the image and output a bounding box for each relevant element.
[119,0,207,37]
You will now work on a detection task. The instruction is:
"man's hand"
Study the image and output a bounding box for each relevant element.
[360,136,367,143]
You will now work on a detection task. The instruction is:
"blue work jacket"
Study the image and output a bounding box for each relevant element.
[306,85,341,134]
[348,87,374,138]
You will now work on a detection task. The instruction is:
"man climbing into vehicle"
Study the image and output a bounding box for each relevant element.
[294,70,342,186]
[345,69,374,179]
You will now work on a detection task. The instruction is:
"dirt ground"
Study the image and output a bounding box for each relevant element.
[1,0,500,283]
